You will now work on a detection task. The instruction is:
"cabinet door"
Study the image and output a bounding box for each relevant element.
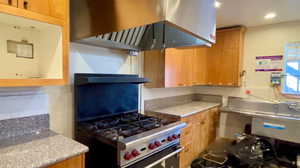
[180,142,193,168]
[193,47,208,85]
[207,27,245,86]
[207,31,224,85]
[219,29,241,86]
[48,154,85,168]
[18,0,50,16]
[49,0,67,19]
[165,48,186,87]
[0,0,17,7]
[192,121,202,158]
[199,110,211,151]
[207,108,219,144]
[144,50,165,88]
[183,48,197,86]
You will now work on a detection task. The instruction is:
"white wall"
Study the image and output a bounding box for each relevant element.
[0,42,193,138]
[3,21,299,138]
[49,43,134,137]
[195,21,300,103]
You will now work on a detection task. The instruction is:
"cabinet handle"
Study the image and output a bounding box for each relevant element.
[240,70,246,77]
[8,0,12,5]
[23,0,28,9]
[184,147,190,152]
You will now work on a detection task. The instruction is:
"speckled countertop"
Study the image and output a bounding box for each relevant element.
[150,101,221,117]
[0,130,88,168]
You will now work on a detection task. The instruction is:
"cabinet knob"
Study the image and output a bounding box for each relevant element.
[8,0,12,5]
[23,0,28,9]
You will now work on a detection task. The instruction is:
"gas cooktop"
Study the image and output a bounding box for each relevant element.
[80,113,173,141]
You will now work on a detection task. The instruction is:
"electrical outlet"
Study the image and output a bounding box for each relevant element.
[270,72,282,87]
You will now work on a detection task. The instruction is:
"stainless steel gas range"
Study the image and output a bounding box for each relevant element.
[74,74,186,168]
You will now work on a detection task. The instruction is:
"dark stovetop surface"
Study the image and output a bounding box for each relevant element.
[78,112,173,142]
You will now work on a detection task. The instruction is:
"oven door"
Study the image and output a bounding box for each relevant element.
[125,144,182,168]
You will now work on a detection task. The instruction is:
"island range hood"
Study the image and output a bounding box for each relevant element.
[71,0,216,51]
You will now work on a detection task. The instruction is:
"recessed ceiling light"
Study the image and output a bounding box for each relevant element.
[214,1,222,8]
[264,12,277,19]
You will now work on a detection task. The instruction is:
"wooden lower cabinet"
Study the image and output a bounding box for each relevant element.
[48,154,85,168]
[180,107,219,168]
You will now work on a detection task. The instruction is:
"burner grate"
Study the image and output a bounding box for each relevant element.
[80,113,172,141]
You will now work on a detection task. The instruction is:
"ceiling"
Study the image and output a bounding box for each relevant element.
[216,0,300,28]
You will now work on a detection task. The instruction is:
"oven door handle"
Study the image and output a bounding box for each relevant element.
[144,147,183,168]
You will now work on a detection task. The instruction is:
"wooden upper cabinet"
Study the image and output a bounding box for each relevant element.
[49,0,67,19]
[18,0,50,16]
[192,47,207,85]
[0,0,69,87]
[165,48,189,87]
[144,47,207,88]
[0,0,18,7]
[207,26,246,87]
[17,0,66,19]
[144,27,245,88]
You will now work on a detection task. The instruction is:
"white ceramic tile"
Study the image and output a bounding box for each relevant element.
[0,93,48,120]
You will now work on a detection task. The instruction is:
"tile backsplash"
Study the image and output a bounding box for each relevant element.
[144,94,222,111]
[0,93,48,121]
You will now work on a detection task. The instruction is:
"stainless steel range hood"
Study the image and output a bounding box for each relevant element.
[71,0,216,51]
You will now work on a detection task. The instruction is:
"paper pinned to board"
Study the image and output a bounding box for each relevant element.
[255,55,283,72]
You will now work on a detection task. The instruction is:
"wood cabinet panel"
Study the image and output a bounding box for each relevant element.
[207,27,245,86]
[181,125,193,146]
[165,48,186,87]
[180,108,220,168]
[48,154,85,168]
[18,0,51,16]
[192,47,207,85]
[49,0,67,19]
[0,0,17,7]
[16,0,67,19]
[144,50,165,88]
[144,47,207,88]
[144,27,245,88]
[180,142,193,168]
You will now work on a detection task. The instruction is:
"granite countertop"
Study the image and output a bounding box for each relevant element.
[0,130,89,168]
[151,101,221,117]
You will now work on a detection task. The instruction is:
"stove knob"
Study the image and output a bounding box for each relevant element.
[154,141,162,147]
[167,136,174,141]
[148,143,157,150]
[172,134,178,139]
[131,149,140,157]
[124,152,133,160]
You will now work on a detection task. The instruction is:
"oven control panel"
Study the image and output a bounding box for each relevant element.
[119,130,181,167]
